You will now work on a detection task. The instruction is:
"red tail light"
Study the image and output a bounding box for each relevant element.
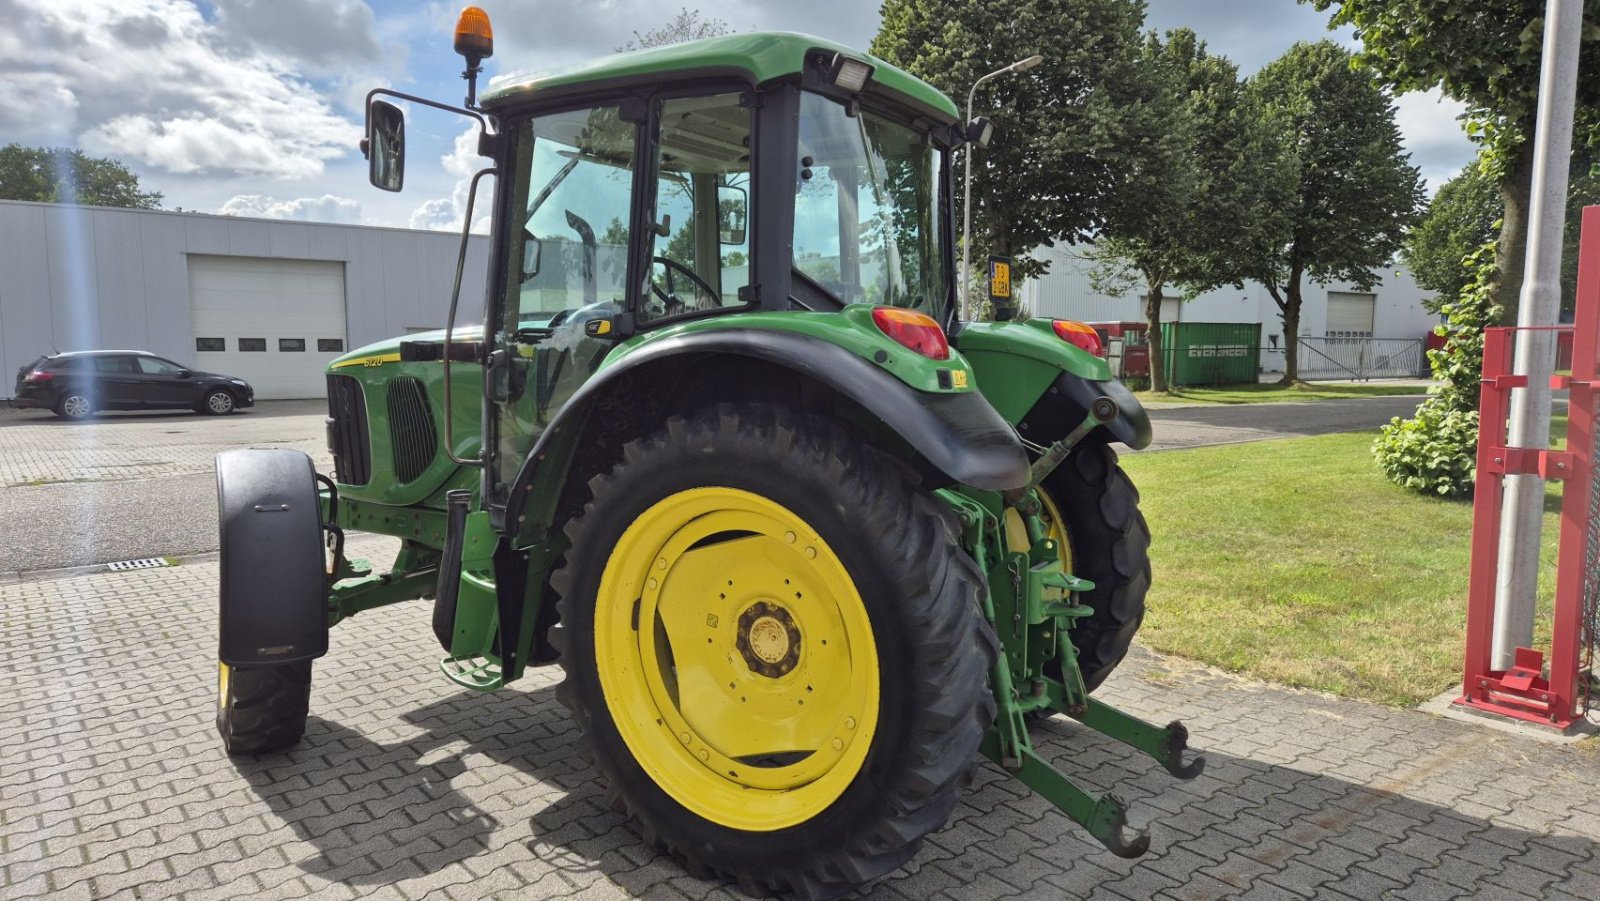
[22,370,53,383]
[1051,320,1104,357]
[871,307,950,360]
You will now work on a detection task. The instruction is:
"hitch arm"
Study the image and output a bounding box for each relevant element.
[1047,688,1207,780]
[979,732,1150,858]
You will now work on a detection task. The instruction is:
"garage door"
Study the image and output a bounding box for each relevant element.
[1326,291,1376,339]
[187,256,347,399]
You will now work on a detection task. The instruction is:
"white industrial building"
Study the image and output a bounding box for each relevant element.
[1016,243,1443,376]
[0,200,489,399]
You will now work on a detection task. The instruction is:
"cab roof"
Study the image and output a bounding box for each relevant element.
[481,31,958,123]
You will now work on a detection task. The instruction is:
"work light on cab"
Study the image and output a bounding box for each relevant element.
[871,307,950,360]
[1052,319,1104,357]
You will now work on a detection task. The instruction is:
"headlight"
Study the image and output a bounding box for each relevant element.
[229,378,248,387]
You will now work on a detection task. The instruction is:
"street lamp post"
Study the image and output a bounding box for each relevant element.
[961,54,1042,322]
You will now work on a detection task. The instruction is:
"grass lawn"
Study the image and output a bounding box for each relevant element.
[1116,429,1563,706]
[1133,382,1429,405]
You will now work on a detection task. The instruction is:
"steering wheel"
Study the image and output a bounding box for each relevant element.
[650,256,720,317]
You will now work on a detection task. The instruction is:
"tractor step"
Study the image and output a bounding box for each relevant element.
[439,654,503,691]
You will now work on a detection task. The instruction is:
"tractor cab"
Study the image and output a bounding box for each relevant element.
[365,30,967,513]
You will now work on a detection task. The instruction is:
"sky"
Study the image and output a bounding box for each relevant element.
[0,0,1477,232]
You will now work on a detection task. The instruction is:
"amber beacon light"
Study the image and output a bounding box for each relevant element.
[454,7,494,106]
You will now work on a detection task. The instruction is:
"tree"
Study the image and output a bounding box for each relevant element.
[1243,41,1424,384]
[1309,0,1600,324]
[1089,30,1291,392]
[873,0,1150,281]
[1406,151,1600,316]
[0,144,162,209]
[1405,157,1502,312]
[616,7,730,51]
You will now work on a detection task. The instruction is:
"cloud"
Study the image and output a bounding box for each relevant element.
[220,193,363,223]
[408,125,493,233]
[0,0,363,179]
[1393,89,1476,194]
[209,0,383,74]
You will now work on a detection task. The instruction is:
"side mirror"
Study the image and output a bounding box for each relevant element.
[177,369,192,378]
[717,184,748,245]
[521,230,542,282]
[365,100,406,192]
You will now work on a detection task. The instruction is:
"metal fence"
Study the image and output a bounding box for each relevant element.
[1295,337,1427,381]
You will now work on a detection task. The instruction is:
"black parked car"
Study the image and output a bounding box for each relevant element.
[12,350,255,419]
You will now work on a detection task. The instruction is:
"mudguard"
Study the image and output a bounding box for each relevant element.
[215,449,329,665]
[1019,371,1153,451]
[500,328,1031,530]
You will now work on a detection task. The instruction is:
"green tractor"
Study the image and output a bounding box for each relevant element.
[214,11,1201,898]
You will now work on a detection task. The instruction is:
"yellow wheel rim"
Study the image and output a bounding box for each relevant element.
[594,487,880,832]
[1037,487,1073,572]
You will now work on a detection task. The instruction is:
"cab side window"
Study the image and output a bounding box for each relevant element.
[641,92,752,324]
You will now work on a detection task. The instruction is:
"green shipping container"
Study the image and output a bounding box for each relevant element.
[1159,322,1261,387]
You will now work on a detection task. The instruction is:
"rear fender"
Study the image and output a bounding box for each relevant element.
[499,327,1031,535]
[215,448,329,665]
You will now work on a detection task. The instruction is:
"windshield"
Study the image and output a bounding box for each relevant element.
[792,92,949,318]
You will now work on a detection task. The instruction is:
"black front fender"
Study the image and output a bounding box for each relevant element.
[500,329,1030,530]
[215,448,329,665]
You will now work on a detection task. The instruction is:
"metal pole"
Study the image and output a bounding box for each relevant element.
[960,56,1042,322]
[1491,0,1583,668]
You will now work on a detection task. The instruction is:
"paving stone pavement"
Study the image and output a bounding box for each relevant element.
[3,536,1598,901]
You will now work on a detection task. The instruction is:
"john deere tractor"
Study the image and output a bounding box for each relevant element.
[214,10,1201,898]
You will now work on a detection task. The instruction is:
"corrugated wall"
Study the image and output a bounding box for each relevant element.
[0,200,490,396]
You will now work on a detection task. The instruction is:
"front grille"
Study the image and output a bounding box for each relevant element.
[325,374,371,485]
[386,377,438,483]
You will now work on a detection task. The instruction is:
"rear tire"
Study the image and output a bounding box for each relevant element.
[551,404,996,900]
[216,661,311,754]
[55,392,93,420]
[1039,443,1151,692]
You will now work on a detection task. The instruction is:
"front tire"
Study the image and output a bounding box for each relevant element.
[217,661,312,754]
[551,405,996,900]
[202,389,235,415]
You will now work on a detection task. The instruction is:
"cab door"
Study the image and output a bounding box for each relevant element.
[484,102,643,510]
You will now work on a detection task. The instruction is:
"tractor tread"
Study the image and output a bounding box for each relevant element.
[550,403,996,900]
[1045,443,1151,692]
[216,662,312,755]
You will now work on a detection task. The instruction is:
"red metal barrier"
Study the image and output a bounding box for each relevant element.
[1457,206,1599,729]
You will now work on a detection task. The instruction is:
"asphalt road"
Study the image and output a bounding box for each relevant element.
[0,392,1429,576]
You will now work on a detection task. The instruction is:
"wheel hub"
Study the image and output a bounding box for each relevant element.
[737,601,801,678]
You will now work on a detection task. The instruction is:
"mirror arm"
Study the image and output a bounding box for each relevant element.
[363,88,491,158]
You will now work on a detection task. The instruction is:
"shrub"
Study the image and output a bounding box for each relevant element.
[1373,401,1480,497]
[1374,240,1501,498]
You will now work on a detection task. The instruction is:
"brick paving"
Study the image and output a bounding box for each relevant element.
[2,538,1598,900]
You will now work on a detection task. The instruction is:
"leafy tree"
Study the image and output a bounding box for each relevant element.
[1407,151,1600,316]
[1404,157,1502,312]
[616,7,730,51]
[873,0,1149,281]
[1309,0,1600,324]
[1243,41,1424,384]
[1089,30,1290,392]
[0,144,162,209]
